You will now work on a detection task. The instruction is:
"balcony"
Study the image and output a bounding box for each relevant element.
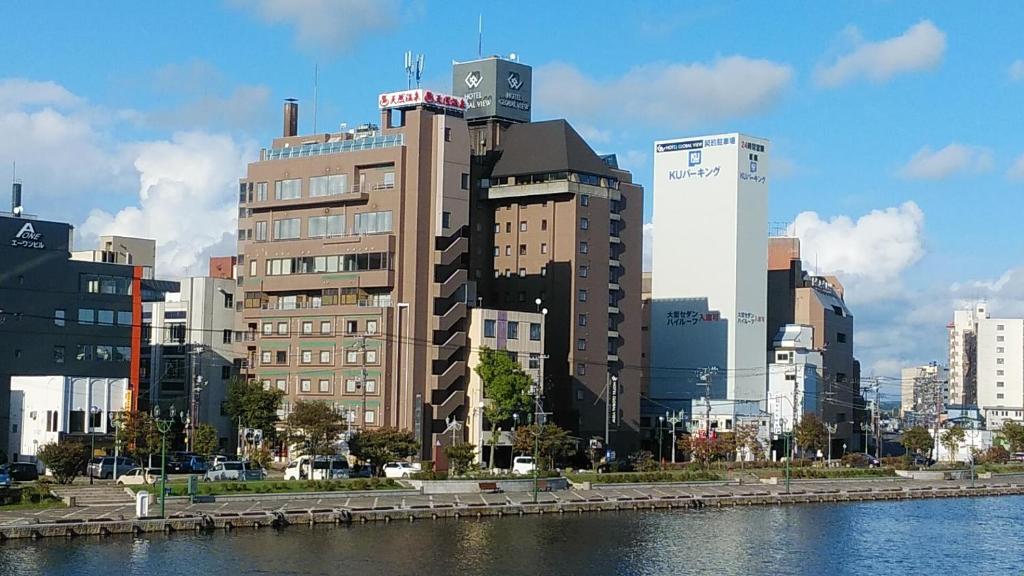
[609,282,620,291]
[607,354,619,363]
[609,235,621,244]
[609,259,621,268]
[262,133,404,161]
[608,305,620,314]
[610,212,621,221]
[252,190,369,212]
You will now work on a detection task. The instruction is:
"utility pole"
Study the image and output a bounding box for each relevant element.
[790,366,799,459]
[874,379,881,461]
[698,367,717,438]
[352,335,369,429]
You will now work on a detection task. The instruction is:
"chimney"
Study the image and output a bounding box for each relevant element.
[283,99,298,137]
[11,181,22,217]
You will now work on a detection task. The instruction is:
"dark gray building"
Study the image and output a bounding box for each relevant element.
[0,213,142,450]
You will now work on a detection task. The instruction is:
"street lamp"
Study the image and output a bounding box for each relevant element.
[657,416,665,468]
[112,415,122,483]
[89,406,101,485]
[666,410,682,464]
[152,406,175,518]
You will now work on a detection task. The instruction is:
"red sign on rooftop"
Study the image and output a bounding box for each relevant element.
[378,89,466,112]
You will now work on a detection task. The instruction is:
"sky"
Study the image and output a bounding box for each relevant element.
[3,1,1024,396]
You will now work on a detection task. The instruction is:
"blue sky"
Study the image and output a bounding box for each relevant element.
[3,1,1024,393]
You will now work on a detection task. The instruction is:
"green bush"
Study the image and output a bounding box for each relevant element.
[570,470,724,484]
[19,482,55,504]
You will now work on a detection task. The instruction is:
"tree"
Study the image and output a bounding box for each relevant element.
[38,441,89,484]
[475,347,534,470]
[444,443,477,476]
[999,421,1024,453]
[902,426,934,457]
[225,377,284,442]
[941,426,966,463]
[348,427,420,475]
[678,433,731,469]
[629,450,658,472]
[794,413,826,457]
[287,400,345,477]
[118,411,162,466]
[512,424,575,471]
[733,423,764,466]
[192,423,220,459]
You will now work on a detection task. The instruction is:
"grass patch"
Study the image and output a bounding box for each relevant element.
[566,470,725,484]
[742,467,897,479]
[0,499,65,511]
[139,477,401,497]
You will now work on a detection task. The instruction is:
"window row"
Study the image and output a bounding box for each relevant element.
[261,319,380,336]
[74,344,132,363]
[77,308,133,327]
[482,320,542,341]
[255,172,396,202]
[261,377,379,395]
[264,252,391,276]
[259,347,380,366]
[80,273,132,295]
[256,211,394,242]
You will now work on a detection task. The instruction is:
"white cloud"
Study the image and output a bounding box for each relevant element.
[899,143,993,180]
[815,20,946,88]
[148,85,271,131]
[535,56,792,129]
[1010,60,1024,82]
[789,202,925,300]
[80,132,254,276]
[643,222,653,272]
[1007,153,1024,181]
[231,0,400,52]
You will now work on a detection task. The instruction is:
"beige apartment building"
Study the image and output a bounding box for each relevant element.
[236,94,472,457]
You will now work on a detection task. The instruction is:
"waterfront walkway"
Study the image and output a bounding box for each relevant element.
[3,474,1023,540]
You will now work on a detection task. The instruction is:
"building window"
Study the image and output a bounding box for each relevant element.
[507,321,519,340]
[579,314,588,327]
[484,319,496,338]
[580,217,589,230]
[308,215,345,238]
[579,241,589,254]
[997,358,1005,365]
[367,320,378,335]
[366,349,378,363]
[530,323,541,341]
[444,127,452,142]
[540,243,548,254]
[262,323,273,335]
[309,174,348,197]
[997,381,1005,387]
[346,320,358,334]
[272,218,301,240]
[442,211,451,229]
[529,353,540,370]
[997,393,1005,400]
[353,211,393,234]
[518,268,526,277]
[578,289,588,302]
[364,410,376,424]
[221,366,231,380]
[276,351,287,364]
[277,322,288,335]
[224,292,233,309]
[320,321,332,335]
[997,347,1005,353]
[275,179,301,200]
[53,346,65,364]
[519,244,527,255]
[117,311,132,325]
[301,350,312,364]
[518,222,527,233]
[540,266,546,277]
[997,336,1005,342]
[493,246,500,257]
[836,333,847,344]
[577,363,586,376]
[383,171,396,188]
[461,173,470,190]
[576,389,584,401]
[222,329,232,344]
[55,309,66,327]
[347,350,359,364]
[301,321,313,335]
[78,309,95,325]
[317,350,330,364]
[256,182,268,201]
[346,379,358,393]
[580,194,589,206]
[261,351,272,365]
[298,379,311,393]
[97,309,115,326]
[276,379,287,392]
[578,265,588,278]
[577,339,587,351]
[997,324,1005,331]
[505,245,511,256]
[506,222,512,233]
[494,223,500,234]
[319,379,330,393]
[254,221,268,241]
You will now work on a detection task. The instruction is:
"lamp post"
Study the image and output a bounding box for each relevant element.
[657,416,665,468]
[112,415,122,483]
[666,410,682,464]
[89,406,101,485]
[825,423,837,467]
[152,406,175,519]
[782,417,791,494]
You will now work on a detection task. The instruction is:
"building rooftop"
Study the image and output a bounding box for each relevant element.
[491,120,614,179]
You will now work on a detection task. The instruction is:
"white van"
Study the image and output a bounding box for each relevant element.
[284,456,350,480]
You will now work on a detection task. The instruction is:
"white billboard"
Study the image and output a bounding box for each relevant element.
[651,133,769,401]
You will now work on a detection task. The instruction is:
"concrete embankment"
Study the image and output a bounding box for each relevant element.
[3,479,1023,541]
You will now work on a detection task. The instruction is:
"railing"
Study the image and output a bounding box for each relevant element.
[263,134,404,160]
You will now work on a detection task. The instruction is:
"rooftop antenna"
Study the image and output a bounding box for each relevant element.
[415,54,424,88]
[404,51,413,89]
[312,63,319,134]
[477,14,483,58]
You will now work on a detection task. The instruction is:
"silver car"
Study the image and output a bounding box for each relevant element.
[88,457,138,479]
[203,461,265,482]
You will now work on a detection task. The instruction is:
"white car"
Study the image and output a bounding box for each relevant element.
[382,462,421,479]
[116,467,161,485]
[511,456,536,475]
[284,456,351,481]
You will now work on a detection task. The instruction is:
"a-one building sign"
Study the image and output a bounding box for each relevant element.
[10,222,45,249]
[452,57,532,123]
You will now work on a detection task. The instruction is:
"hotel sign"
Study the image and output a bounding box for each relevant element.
[10,222,44,249]
[378,89,466,113]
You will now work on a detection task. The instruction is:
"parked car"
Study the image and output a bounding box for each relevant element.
[203,461,265,482]
[172,453,208,474]
[210,454,238,469]
[350,464,375,478]
[597,458,634,474]
[511,456,536,476]
[87,456,138,479]
[382,461,421,479]
[846,453,880,468]
[0,467,11,489]
[116,468,161,485]
[284,456,351,480]
[911,454,935,467]
[1011,452,1024,463]
[8,462,39,482]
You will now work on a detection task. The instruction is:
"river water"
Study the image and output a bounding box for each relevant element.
[1,496,1021,575]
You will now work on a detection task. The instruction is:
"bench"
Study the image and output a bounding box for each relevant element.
[478,482,501,493]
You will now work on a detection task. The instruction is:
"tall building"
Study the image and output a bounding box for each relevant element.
[899,363,945,421]
[948,303,987,406]
[766,236,860,451]
[976,317,1024,429]
[457,57,643,451]
[651,134,768,402]
[236,92,472,457]
[0,211,143,452]
[767,325,821,438]
[142,276,237,448]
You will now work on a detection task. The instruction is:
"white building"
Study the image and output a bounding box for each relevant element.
[933,428,992,464]
[8,376,128,466]
[900,364,945,419]
[465,308,545,466]
[652,133,768,402]
[143,276,237,448]
[688,399,769,461]
[766,325,820,436]
[977,318,1024,430]
[948,302,987,406]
